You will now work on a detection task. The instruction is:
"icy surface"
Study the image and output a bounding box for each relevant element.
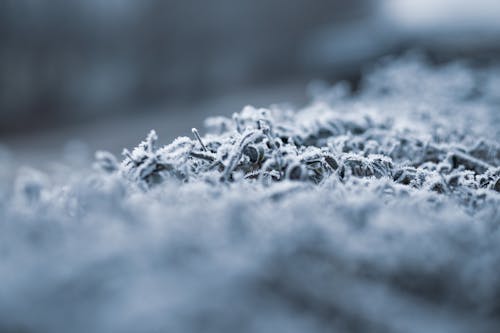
[1,55,500,333]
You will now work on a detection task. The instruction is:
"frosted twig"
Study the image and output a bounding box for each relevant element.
[192,128,207,151]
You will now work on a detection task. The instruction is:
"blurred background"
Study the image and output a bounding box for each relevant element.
[1,0,499,163]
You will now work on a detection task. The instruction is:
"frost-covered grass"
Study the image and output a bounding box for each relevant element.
[1,55,500,333]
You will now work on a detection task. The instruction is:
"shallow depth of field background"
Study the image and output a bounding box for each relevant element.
[1,0,499,162]
[1,3,500,333]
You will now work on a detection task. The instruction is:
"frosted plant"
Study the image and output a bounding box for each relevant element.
[115,57,499,205]
[1,55,500,333]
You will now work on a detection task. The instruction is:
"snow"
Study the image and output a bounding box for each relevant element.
[1,55,500,333]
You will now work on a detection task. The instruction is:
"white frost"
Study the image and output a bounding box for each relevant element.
[0,55,499,333]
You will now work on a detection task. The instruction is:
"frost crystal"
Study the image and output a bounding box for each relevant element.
[118,57,499,207]
[1,55,500,333]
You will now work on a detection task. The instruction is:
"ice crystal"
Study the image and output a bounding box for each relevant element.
[1,55,500,333]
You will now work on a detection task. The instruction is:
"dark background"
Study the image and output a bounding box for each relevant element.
[0,0,499,161]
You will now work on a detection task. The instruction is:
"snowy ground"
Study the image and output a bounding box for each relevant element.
[1,55,500,333]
